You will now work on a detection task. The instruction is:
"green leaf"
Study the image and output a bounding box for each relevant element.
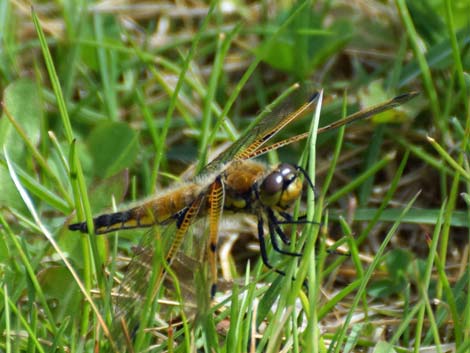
[86,170,129,212]
[0,79,43,209]
[385,248,412,281]
[372,341,397,353]
[1,79,42,156]
[358,81,416,124]
[256,275,283,328]
[368,278,404,298]
[258,11,352,79]
[38,265,81,321]
[406,0,446,44]
[329,207,470,228]
[0,165,24,210]
[87,121,139,178]
[464,72,470,92]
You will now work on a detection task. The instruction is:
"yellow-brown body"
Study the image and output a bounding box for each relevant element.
[69,160,303,235]
[66,91,418,347]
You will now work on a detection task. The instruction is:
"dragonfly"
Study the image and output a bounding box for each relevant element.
[69,89,417,347]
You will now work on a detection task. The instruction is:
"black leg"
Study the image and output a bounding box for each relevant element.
[278,211,320,226]
[257,214,285,276]
[267,209,291,245]
[294,164,316,196]
[267,209,302,257]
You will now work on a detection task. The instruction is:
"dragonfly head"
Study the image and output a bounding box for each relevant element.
[258,163,303,209]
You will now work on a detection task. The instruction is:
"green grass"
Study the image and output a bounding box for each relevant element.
[1,0,470,352]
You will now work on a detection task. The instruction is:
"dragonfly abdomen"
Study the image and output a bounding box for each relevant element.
[68,211,134,233]
[69,183,202,234]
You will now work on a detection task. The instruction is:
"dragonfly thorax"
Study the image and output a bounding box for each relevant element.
[258,163,303,209]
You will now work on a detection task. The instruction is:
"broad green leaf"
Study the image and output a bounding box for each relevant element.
[0,79,43,209]
[86,169,129,212]
[258,12,352,79]
[87,121,139,179]
[372,341,397,353]
[1,79,42,156]
[385,248,412,281]
[358,81,415,124]
[38,265,81,321]
[368,278,405,298]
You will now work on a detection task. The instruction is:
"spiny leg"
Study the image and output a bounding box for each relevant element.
[166,196,204,264]
[267,211,312,291]
[278,211,321,226]
[277,211,348,256]
[256,213,286,276]
[266,209,302,257]
[266,208,291,245]
[208,177,224,298]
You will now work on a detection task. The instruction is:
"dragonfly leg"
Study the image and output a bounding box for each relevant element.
[267,209,291,245]
[167,196,204,263]
[208,177,224,298]
[257,214,286,276]
[266,209,302,257]
[278,211,321,227]
[293,165,316,196]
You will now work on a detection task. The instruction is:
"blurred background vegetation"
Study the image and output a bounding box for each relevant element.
[1,0,470,352]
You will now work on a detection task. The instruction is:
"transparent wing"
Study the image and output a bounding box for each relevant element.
[201,91,418,172]
[200,93,318,175]
[111,214,211,349]
[111,226,170,347]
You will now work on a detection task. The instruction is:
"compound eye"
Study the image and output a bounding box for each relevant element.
[279,163,294,176]
[259,172,283,206]
[261,172,283,194]
[279,163,296,182]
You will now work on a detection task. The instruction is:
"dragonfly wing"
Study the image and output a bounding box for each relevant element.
[200,93,319,175]
[111,197,210,348]
[112,226,170,345]
[246,91,420,160]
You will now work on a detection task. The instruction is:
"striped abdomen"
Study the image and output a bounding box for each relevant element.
[69,183,202,234]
